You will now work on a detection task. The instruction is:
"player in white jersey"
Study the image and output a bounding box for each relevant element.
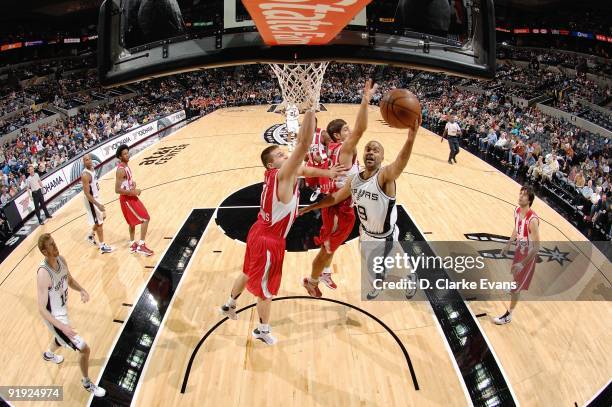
[285,104,300,152]
[36,233,106,397]
[81,154,113,253]
[300,112,421,299]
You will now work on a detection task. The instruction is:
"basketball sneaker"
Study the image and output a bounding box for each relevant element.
[219,304,238,320]
[320,272,337,290]
[252,328,277,345]
[43,351,63,364]
[137,244,154,256]
[129,242,138,253]
[310,187,321,202]
[82,379,106,397]
[405,273,418,299]
[366,287,382,300]
[87,235,97,246]
[493,310,512,325]
[99,244,113,254]
[303,277,322,297]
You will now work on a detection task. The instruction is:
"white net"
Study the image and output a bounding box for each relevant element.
[269,62,329,113]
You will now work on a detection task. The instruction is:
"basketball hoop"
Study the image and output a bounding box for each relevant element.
[269,62,329,113]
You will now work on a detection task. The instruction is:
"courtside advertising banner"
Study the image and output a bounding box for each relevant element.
[5,112,183,227]
[242,0,372,45]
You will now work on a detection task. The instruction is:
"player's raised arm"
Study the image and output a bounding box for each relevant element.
[277,110,317,200]
[298,163,347,179]
[380,117,420,184]
[338,80,378,167]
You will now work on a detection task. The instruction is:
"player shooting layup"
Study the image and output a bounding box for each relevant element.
[301,89,421,299]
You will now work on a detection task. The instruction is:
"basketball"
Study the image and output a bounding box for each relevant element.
[379,89,421,129]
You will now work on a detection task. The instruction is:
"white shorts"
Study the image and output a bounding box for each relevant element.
[84,197,104,226]
[44,315,87,351]
[286,121,299,134]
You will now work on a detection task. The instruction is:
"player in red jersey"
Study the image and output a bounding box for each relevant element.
[219,111,346,345]
[303,79,379,296]
[114,144,154,256]
[304,124,332,202]
[494,185,540,325]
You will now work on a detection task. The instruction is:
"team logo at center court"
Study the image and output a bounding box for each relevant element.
[262,124,289,145]
[139,144,189,166]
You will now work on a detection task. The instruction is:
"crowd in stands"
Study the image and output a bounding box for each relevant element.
[0,55,610,241]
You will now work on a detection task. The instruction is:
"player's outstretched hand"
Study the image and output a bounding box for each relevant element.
[408,117,421,135]
[362,79,379,103]
[329,163,348,180]
[80,289,90,303]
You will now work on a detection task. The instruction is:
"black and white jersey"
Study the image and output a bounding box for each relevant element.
[40,258,69,318]
[350,168,397,239]
[82,169,99,198]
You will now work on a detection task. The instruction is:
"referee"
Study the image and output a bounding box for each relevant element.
[26,164,52,225]
[442,115,462,164]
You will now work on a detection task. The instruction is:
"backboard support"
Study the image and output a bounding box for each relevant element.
[98,0,496,87]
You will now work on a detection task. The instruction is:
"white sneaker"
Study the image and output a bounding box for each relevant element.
[405,273,418,299]
[310,187,321,202]
[99,244,114,254]
[493,311,512,325]
[83,380,106,397]
[252,328,277,345]
[320,272,337,289]
[366,287,382,300]
[219,304,238,320]
[87,235,97,246]
[43,352,64,364]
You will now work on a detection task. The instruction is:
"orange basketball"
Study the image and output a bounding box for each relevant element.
[379,89,421,129]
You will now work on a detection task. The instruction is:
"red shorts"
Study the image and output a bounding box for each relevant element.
[315,199,355,253]
[243,223,286,299]
[512,249,536,292]
[119,195,150,227]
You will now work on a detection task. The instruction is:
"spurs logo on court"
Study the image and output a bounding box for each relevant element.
[139,144,189,165]
[263,123,289,145]
[464,233,572,266]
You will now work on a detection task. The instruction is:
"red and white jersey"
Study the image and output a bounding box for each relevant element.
[118,162,135,191]
[307,128,328,166]
[514,207,538,251]
[257,168,300,238]
[321,142,359,194]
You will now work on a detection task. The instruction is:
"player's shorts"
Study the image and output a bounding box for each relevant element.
[315,200,356,253]
[511,248,536,292]
[44,315,87,351]
[84,197,104,226]
[243,222,286,300]
[286,121,299,134]
[119,195,150,227]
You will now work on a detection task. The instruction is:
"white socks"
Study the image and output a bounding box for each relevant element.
[226,296,236,308]
[258,323,270,333]
[322,267,331,275]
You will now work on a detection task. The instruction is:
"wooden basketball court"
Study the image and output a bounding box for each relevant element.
[0,104,609,406]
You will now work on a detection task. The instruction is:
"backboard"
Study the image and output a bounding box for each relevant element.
[98,0,496,86]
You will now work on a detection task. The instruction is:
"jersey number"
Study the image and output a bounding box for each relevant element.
[60,289,68,307]
[357,205,368,222]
